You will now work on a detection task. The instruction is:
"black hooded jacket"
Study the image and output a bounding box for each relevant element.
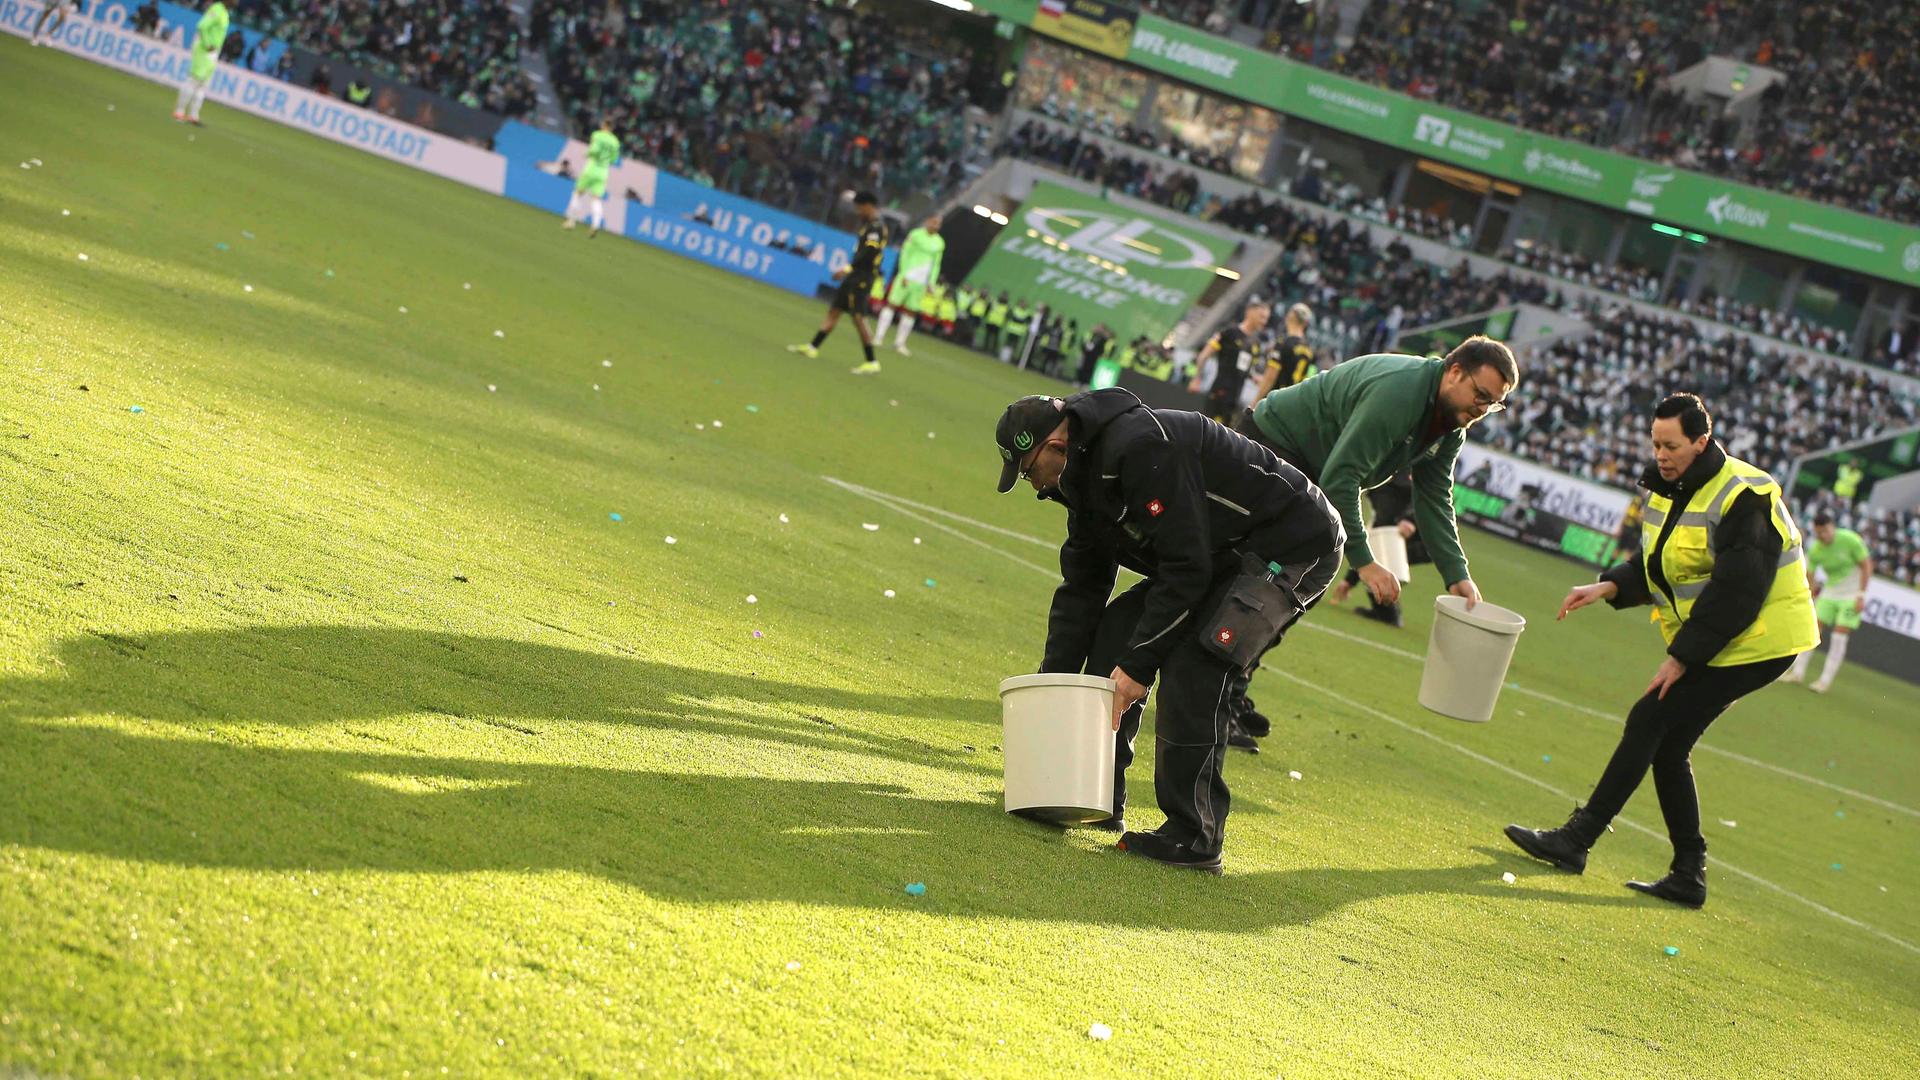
[1598,440,1783,667]
[1038,389,1341,684]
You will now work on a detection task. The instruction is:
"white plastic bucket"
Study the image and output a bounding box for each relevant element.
[999,673,1117,823]
[1368,526,1412,583]
[1417,595,1527,722]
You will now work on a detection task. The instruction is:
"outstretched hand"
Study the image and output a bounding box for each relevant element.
[1557,581,1618,620]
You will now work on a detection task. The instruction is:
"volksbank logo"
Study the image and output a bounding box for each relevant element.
[1705,193,1770,228]
[1024,206,1215,270]
[1414,113,1506,161]
[1904,242,1920,274]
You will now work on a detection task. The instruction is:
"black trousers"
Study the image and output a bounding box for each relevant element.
[1582,655,1793,856]
[1078,518,1342,855]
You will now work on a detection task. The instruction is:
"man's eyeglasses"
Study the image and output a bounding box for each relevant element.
[1018,439,1058,481]
[1470,381,1510,414]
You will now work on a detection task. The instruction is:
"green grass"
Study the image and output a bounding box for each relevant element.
[2,40,1917,1078]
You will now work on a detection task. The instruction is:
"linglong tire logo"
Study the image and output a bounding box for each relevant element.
[1023,207,1215,270]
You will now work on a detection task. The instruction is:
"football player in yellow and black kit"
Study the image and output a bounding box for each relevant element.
[1251,303,1317,397]
[788,192,889,373]
[1188,302,1270,423]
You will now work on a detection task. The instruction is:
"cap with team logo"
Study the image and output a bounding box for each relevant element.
[995,395,1065,493]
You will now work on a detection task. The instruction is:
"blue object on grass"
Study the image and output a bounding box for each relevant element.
[905,882,926,897]
[1542,755,1551,763]
[608,512,623,522]
[128,405,144,414]
[214,242,228,251]
[1662,946,1678,957]
[1831,862,1844,871]
[923,579,937,588]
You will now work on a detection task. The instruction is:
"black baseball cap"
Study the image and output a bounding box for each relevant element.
[995,395,1065,493]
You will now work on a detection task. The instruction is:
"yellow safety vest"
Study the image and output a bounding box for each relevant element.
[920,284,943,318]
[1640,454,1818,666]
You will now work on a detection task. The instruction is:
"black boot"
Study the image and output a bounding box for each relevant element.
[1354,602,1404,628]
[1626,850,1708,909]
[1503,807,1604,873]
[1116,829,1223,875]
[1235,694,1271,739]
[1227,717,1260,754]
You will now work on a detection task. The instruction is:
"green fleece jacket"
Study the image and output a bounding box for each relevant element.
[1250,353,1470,584]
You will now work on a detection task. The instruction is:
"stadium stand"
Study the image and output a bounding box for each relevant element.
[251,0,537,117]
[1472,305,1920,496]
[530,0,979,210]
[1140,0,1920,224]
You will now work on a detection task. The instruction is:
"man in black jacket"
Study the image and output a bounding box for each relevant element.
[995,390,1345,873]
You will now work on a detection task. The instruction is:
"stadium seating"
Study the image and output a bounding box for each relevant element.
[1471,305,1920,499]
[530,0,978,210]
[1143,0,1920,225]
[251,0,537,117]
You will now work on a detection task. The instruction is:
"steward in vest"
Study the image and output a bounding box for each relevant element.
[983,293,1010,353]
[1505,393,1816,910]
[935,284,959,337]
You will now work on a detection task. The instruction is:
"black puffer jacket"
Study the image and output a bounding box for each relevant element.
[1038,389,1341,683]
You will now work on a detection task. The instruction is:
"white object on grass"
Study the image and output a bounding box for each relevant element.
[463,282,472,290]
[913,537,922,545]
[883,589,896,598]
[487,384,497,393]
[778,513,790,524]
[1088,1023,1112,1042]
[243,284,253,293]
[493,329,504,338]
[601,359,613,367]
[664,536,677,545]
[77,253,89,261]
[712,420,723,428]
[862,523,881,532]
[1501,871,1517,884]
[785,961,801,972]
[746,594,758,604]
[1288,770,1302,780]
[398,306,408,313]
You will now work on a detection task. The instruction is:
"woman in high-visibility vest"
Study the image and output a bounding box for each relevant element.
[1505,392,1817,909]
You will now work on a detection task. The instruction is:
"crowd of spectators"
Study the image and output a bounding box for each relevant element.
[1473,306,1920,497]
[249,1,536,117]
[1139,0,1920,225]
[532,0,978,211]
[1502,241,1663,303]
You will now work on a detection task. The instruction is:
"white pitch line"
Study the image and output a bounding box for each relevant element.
[823,476,1059,577]
[822,477,1059,549]
[820,476,1920,955]
[823,477,1920,821]
[1261,664,1920,958]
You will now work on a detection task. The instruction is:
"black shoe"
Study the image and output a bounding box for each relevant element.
[1116,830,1223,875]
[1227,720,1260,754]
[1503,808,1603,873]
[1235,696,1271,739]
[1353,603,1404,628]
[1626,851,1707,908]
[1085,815,1125,833]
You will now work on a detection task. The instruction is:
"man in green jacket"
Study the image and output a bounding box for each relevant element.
[1228,336,1517,736]
[173,1,231,126]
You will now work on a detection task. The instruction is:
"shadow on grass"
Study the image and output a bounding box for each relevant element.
[0,625,1638,930]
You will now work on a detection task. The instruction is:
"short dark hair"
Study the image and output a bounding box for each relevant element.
[1812,512,1834,527]
[1444,335,1518,388]
[1654,392,1713,440]
[852,191,878,206]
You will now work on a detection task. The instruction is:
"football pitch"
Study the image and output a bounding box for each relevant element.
[2,41,1916,1078]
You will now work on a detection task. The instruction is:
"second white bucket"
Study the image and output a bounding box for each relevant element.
[1368,525,1413,583]
[1417,595,1526,722]
[999,673,1116,823]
